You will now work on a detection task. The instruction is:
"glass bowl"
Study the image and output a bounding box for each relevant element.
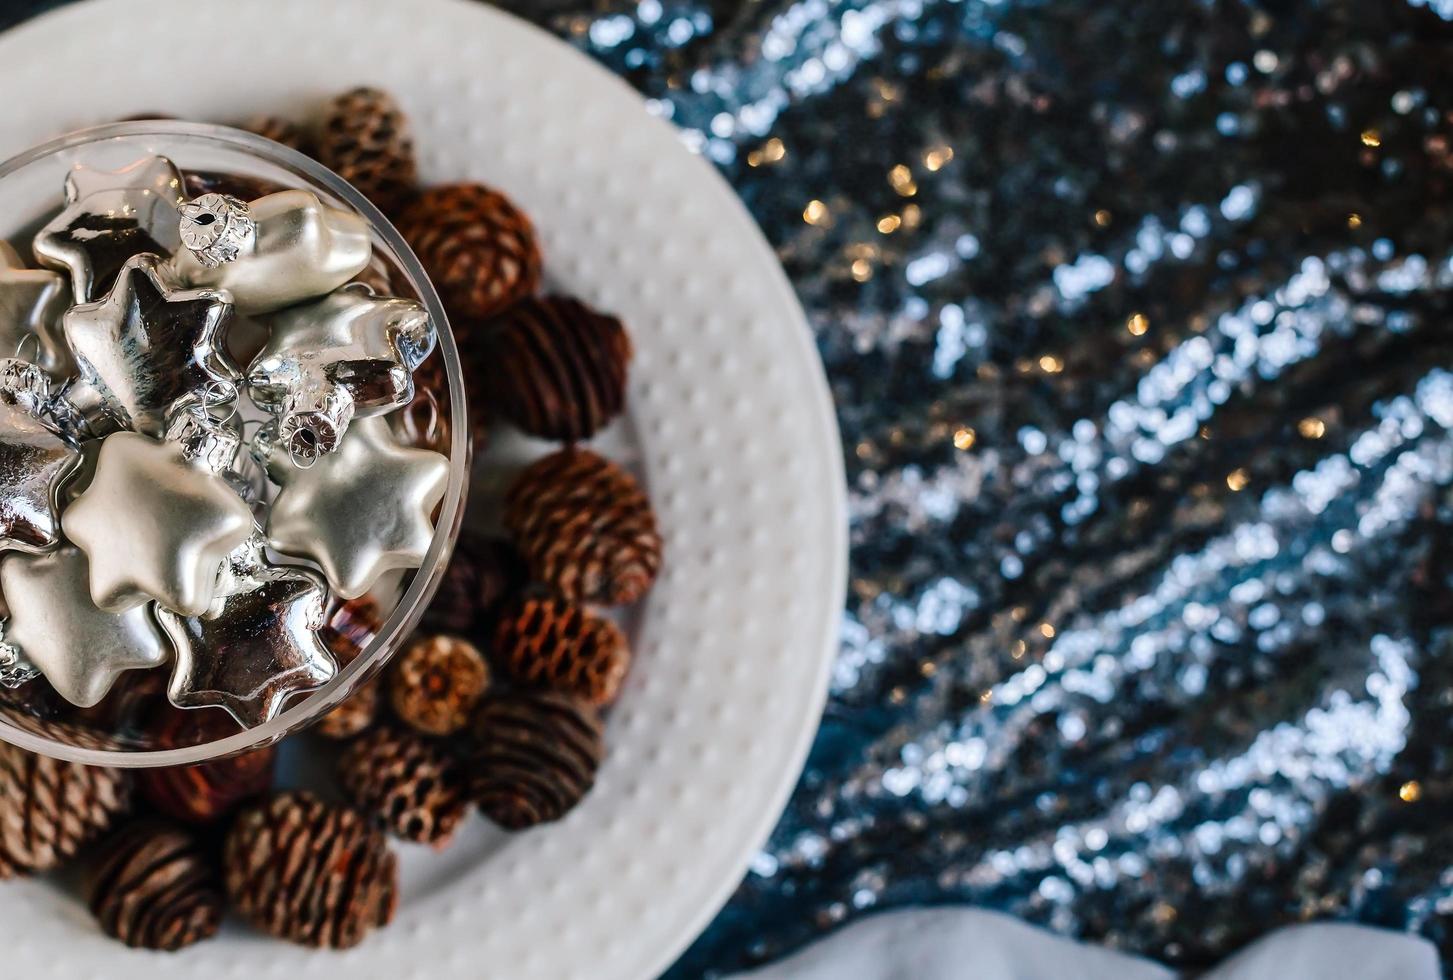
[0,121,470,767]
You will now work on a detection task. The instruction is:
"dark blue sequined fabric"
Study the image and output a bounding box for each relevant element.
[13,0,1453,975]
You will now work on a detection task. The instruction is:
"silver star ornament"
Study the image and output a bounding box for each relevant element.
[0,359,81,555]
[169,189,372,314]
[156,535,336,728]
[0,240,71,374]
[266,416,449,600]
[248,283,436,464]
[33,155,186,302]
[0,545,168,707]
[63,419,254,616]
[62,253,240,435]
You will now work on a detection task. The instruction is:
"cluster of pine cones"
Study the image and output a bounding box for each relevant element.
[0,87,661,952]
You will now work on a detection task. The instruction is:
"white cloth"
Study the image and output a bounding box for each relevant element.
[733,908,1442,980]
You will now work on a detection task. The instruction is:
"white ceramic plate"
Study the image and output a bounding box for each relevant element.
[0,1,846,977]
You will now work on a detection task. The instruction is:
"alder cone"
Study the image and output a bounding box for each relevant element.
[482,295,632,442]
[494,596,631,706]
[313,595,388,739]
[470,691,602,830]
[224,792,397,949]
[388,634,491,737]
[338,726,469,848]
[422,531,526,636]
[238,114,313,155]
[89,821,223,951]
[504,448,661,607]
[318,87,418,215]
[138,708,275,824]
[0,742,131,877]
[395,183,541,321]
[314,679,381,740]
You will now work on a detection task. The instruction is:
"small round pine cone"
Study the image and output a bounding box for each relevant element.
[337,726,468,848]
[312,595,388,739]
[481,296,632,442]
[318,87,418,215]
[395,183,541,321]
[494,596,631,706]
[504,448,661,606]
[238,114,313,156]
[388,635,491,736]
[0,742,131,877]
[224,792,397,949]
[422,531,527,635]
[314,679,381,740]
[138,708,274,824]
[470,691,602,830]
[89,821,223,951]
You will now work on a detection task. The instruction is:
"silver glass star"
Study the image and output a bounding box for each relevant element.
[0,241,71,375]
[63,428,254,615]
[0,360,81,555]
[266,416,449,600]
[0,545,169,707]
[169,189,372,314]
[156,536,336,728]
[248,283,436,464]
[62,253,240,435]
[33,156,186,302]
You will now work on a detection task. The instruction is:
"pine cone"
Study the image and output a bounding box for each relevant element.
[314,679,381,740]
[481,296,632,442]
[388,634,491,736]
[395,183,541,321]
[89,821,223,950]
[422,531,526,635]
[224,792,397,949]
[470,691,602,830]
[504,448,661,606]
[337,727,468,848]
[318,87,418,215]
[494,596,631,706]
[138,708,274,824]
[0,742,131,877]
[313,596,388,739]
[238,114,313,156]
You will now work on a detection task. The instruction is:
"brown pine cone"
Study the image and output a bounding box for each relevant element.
[238,114,313,156]
[422,531,526,635]
[89,821,223,950]
[337,727,468,848]
[494,596,631,706]
[470,691,602,830]
[314,679,381,740]
[318,87,417,215]
[224,792,397,949]
[0,742,131,877]
[482,296,632,442]
[137,708,274,824]
[388,634,491,736]
[395,183,541,321]
[504,448,661,606]
[312,595,388,739]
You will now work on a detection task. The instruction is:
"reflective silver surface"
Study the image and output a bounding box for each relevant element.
[62,429,253,615]
[169,189,371,314]
[265,416,448,600]
[0,359,79,554]
[157,535,335,727]
[177,192,254,269]
[0,240,70,375]
[248,283,435,464]
[0,544,167,707]
[32,155,185,302]
[62,253,240,435]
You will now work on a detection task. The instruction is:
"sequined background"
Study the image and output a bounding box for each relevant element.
[11,0,1453,975]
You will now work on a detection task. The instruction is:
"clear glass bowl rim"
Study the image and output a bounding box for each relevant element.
[0,120,471,767]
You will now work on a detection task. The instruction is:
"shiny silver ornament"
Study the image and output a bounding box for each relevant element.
[0,358,81,555]
[168,189,371,314]
[33,155,186,302]
[0,545,168,707]
[62,405,254,615]
[265,416,449,599]
[0,621,38,689]
[156,534,336,728]
[62,253,240,435]
[0,240,71,375]
[178,193,255,269]
[248,283,435,465]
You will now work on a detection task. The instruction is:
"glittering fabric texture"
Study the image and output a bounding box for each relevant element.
[12,0,1453,975]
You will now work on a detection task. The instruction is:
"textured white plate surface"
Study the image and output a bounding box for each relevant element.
[0,1,846,978]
